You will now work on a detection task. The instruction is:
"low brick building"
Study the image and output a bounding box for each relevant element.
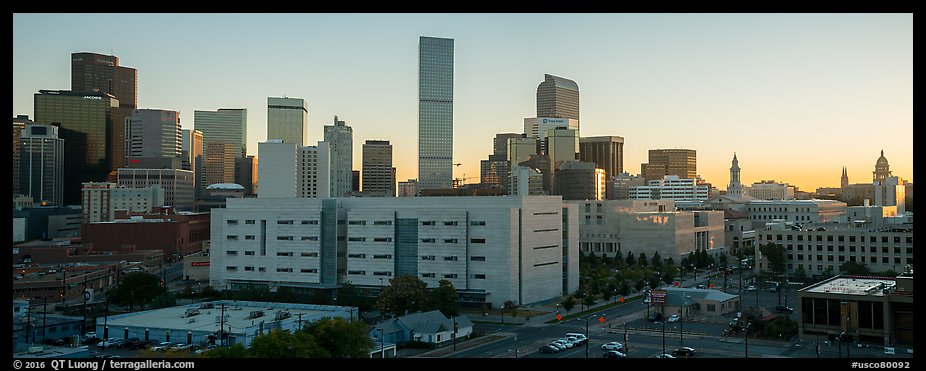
[81,208,210,259]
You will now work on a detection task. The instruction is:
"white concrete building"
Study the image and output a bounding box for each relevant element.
[746,199,847,228]
[210,196,579,307]
[628,175,709,201]
[571,199,726,261]
[509,166,544,196]
[257,140,331,199]
[324,116,352,197]
[81,182,165,223]
[747,180,796,200]
[874,176,905,214]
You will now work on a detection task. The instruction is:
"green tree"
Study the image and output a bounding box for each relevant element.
[839,261,871,276]
[106,272,166,311]
[619,281,631,297]
[665,257,676,268]
[633,279,646,292]
[376,274,427,317]
[426,279,459,316]
[613,251,624,268]
[337,282,375,314]
[247,328,328,358]
[759,243,787,274]
[625,252,635,269]
[207,343,249,358]
[561,296,576,312]
[762,316,798,339]
[719,252,729,269]
[661,265,677,286]
[650,251,662,269]
[304,317,375,358]
[638,253,648,268]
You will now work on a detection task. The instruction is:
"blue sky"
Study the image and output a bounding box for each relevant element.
[12,13,913,190]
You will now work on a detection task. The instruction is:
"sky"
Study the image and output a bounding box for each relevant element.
[12,13,913,191]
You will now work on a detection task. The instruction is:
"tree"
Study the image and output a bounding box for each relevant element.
[638,253,648,268]
[304,317,375,358]
[619,281,631,297]
[633,279,646,292]
[650,251,662,269]
[719,252,729,269]
[426,279,459,316]
[625,252,635,269]
[613,251,624,268]
[665,257,675,268]
[246,328,327,358]
[337,282,375,314]
[376,274,427,318]
[106,272,166,311]
[561,296,576,312]
[206,343,249,358]
[758,243,787,274]
[661,265,677,286]
[839,261,871,276]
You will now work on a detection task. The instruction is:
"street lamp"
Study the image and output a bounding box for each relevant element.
[680,295,691,347]
[581,314,603,358]
[744,322,752,358]
[661,319,667,356]
[378,328,385,358]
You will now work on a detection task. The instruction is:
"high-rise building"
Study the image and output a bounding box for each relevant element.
[493,133,524,160]
[267,97,308,146]
[607,172,645,200]
[194,109,248,157]
[545,127,578,193]
[352,170,360,192]
[202,142,237,190]
[257,140,331,199]
[71,52,137,110]
[19,124,65,206]
[554,161,605,201]
[125,109,182,162]
[34,90,122,205]
[418,36,454,191]
[299,142,331,199]
[640,149,697,182]
[362,140,395,197]
[509,165,544,196]
[398,179,419,197]
[536,74,580,123]
[181,129,203,172]
[234,155,258,196]
[508,137,538,166]
[323,116,353,197]
[480,154,509,190]
[629,175,709,201]
[12,115,32,197]
[727,153,744,198]
[523,117,579,154]
[579,136,624,182]
[80,182,164,223]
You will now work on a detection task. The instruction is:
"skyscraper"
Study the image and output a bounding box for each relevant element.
[19,124,64,206]
[418,36,454,190]
[267,97,308,146]
[235,155,258,196]
[12,115,32,197]
[181,129,203,199]
[323,116,353,197]
[71,52,137,110]
[362,140,395,197]
[640,149,697,182]
[125,109,182,161]
[202,142,237,190]
[193,108,248,157]
[34,90,121,205]
[536,74,580,123]
[579,136,624,180]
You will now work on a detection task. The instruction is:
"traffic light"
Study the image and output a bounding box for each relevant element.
[60,289,65,297]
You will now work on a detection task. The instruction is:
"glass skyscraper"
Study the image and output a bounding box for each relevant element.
[536,74,580,122]
[267,97,308,146]
[418,36,454,190]
[193,108,248,157]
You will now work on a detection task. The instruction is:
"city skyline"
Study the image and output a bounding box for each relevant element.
[12,13,912,191]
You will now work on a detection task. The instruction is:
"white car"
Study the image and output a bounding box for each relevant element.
[149,342,174,352]
[667,314,680,323]
[96,338,123,348]
[601,341,624,351]
[548,342,567,351]
[655,353,676,358]
[746,286,757,291]
[553,339,574,349]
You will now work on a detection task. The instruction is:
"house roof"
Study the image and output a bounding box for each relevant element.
[662,288,739,306]
[371,310,473,336]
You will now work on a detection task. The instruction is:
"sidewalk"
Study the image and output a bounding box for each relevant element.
[408,332,513,358]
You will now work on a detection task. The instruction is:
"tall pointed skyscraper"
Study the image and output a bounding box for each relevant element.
[537,74,580,123]
[417,36,454,190]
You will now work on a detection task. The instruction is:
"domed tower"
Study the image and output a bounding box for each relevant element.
[873,150,891,182]
[727,153,743,197]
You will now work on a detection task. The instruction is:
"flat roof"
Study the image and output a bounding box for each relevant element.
[100,300,354,334]
[801,276,896,296]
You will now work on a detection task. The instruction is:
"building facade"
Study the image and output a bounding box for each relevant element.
[202,142,237,191]
[71,52,137,110]
[640,149,697,182]
[746,199,847,228]
[572,199,726,261]
[398,180,419,197]
[578,136,624,182]
[267,97,308,146]
[234,155,258,196]
[362,140,395,197]
[19,124,65,206]
[125,109,182,162]
[13,115,32,197]
[209,196,579,307]
[81,182,164,223]
[324,116,353,197]
[554,161,605,201]
[607,172,645,200]
[747,180,796,200]
[34,90,122,205]
[536,74,579,123]
[116,168,195,211]
[628,175,709,201]
[193,108,248,157]
[418,36,454,191]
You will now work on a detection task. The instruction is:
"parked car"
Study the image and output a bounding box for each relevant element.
[125,338,151,350]
[655,353,676,358]
[648,312,663,322]
[97,338,124,348]
[672,347,697,357]
[548,342,567,351]
[553,339,574,349]
[82,333,101,345]
[149,341,174,352]
[746,285,757,291]
[565,333,588,345]
[601,341,624,351]
[769,286,778,293]
[602,350,627,358]
[666,314,680,323]
[194,345,217,355]
[43,338,67,346]
[539,344,560,353]
[173,343,194,351]
[775,305,794,314]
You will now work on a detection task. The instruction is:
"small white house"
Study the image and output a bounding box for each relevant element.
[370,310,473,347]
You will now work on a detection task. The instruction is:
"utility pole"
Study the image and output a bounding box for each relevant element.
[452,316,457,352]
[42,297,47,343]
[296,313,304,330]
[25,299,32,345]
[82,275,88,335]
[220,303,226,347]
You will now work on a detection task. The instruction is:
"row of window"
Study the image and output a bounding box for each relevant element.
[226,251,319,257]
[766,234,912,244]
[785,254,912,265]
[226,266,318,273]
[780,244,911,254]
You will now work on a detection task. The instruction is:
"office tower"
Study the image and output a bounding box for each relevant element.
[536,74,580,123]
[352,170,361,192]
[727,153,744,198]
[19,124,65,206]
[418,36,454,191]
[300,142,331,198]
[508,137,538,166]
[579,136,624,180]
[125,109,182,162]
[13,115,32,197]
[554,161,605,201]
[81,182,164,223]
[323,116,353,197]
[398,179,419,197]
[545,128,578,193]
[494,133,524,159]
[362,140,395,197]
[258,140,298,198]
[235,155,258,196]
[193,108,248,157]
[267,97,308,146]
[181,129,203,172]
[202,142,237,190]
[524,117,579,154]
[640,149,697,182]
[509,166,544,196]
[480,154,509,190]
[71,52,137,110]
[34,90,121,205]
